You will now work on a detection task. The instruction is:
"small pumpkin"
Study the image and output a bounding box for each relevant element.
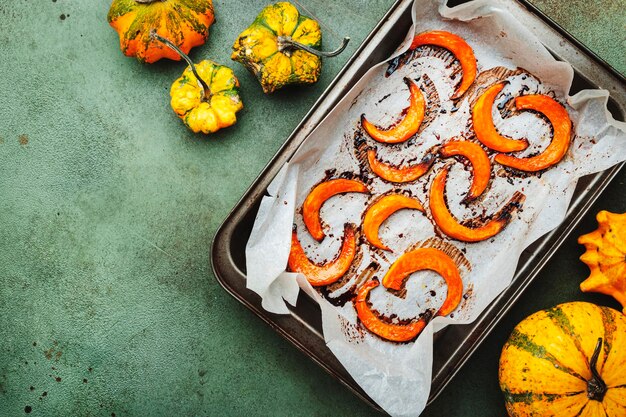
[107,0,215,63]
[579,210,626,313]
[231,2,349,94]
[499,302,626,416]
[152,33,243,134]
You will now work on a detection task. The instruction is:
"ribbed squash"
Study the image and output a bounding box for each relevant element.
[231,2,348,94]
[107,0,215,63]
[579,211,626,313]
[499,302,626,417]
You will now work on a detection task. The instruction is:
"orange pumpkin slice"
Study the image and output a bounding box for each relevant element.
[288,224,357,287]
[355,247,463,342]
[410,30,477,99]
[382,247,463,317]
[494,94,572,172]
[472,83,530,153]
[367,147,437,183]
[429,166,525,242]
[303,179,369,241]
[362,194,425,251]
[355,280,428,342]
[440,140,491,202]
[361,77,425,144]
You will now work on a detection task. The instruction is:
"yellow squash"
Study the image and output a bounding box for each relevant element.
[231,2,348,93]
[579,210,626,313]
[499,302,626,417]
[153,33,243,134]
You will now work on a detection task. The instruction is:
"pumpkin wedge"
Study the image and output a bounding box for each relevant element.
[382,247,463,317]
[367,147,437,183]
[499,302,626,417]
[440,140,491,202]
[302,179,370,241]
[579,210,626,313]
[429,166,525,242]
[107,0,215,63]
[361,77,425,144]
[356,247,463,342]
[494,95,572,172]
[410,30,477,99]
[288,224,357,287]
[355,280,427,342]
[362,194,425,251]
[473,83,530,153]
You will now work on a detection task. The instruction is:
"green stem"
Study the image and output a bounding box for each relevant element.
[587,338,607,402]
[277,36,350,58]
[150,30,211,101]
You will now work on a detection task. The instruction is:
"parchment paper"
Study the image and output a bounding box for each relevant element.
[245,0,626,415]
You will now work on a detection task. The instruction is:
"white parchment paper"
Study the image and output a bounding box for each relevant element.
[245,0,626,415]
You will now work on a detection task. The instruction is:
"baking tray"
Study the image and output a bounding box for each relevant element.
[212,0,626,412]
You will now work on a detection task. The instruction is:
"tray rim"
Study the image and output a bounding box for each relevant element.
[211,0,626,413]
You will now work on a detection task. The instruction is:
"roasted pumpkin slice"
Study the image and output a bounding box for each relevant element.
[367,147,437,183]
[382,247,463,317]
[440,140,491,201]
[362,194,425,251]
[355,280,427,342]
[302,178,369,241]
[288,224,356,287]
[473,83,530,153]
[429,166,525,242]
[361,77,425,144]
[410,30,477,99]
[494,95,572,172]
[356,247,463,342]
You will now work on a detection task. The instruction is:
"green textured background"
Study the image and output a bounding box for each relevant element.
[0,0,624,416]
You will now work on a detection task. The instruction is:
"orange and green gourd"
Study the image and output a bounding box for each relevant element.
[107,0,215,63]
[499,302,626,417]
[579,210,626,313]
[231,2,349,93]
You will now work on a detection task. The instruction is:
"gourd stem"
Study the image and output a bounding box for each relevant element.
[277,36,350,58]
[150,30,211,100]
[135,0,164,4]
[587,338,607,402]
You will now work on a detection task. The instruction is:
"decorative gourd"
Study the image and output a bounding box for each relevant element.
[579,210,626,313]
[107,0,215,63]
[231,2,349,94]
[499,302,626,417]
[429,165,525,242]
[152,33,243,134]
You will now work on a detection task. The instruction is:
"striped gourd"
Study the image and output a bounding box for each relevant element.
[499,302,626,416]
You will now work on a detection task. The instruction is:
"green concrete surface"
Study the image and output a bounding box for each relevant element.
[0,0,623,416]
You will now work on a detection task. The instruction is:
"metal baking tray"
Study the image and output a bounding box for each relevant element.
[212,0,626,412]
